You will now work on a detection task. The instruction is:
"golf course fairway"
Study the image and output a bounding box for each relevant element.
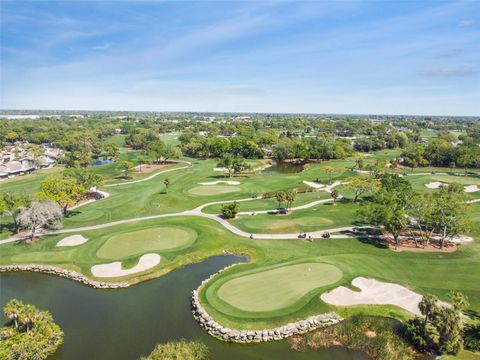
[188,184,241,196]
[215,262,342,312]
[96,226,196,259]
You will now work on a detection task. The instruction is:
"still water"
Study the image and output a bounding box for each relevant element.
[0,256,369,360]
[257,160,304,174]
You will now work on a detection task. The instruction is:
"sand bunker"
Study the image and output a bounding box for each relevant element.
[56,235,88,247]
[425,181,445,189]
[198,180,240,185]
[91,253,161,278]
[448,235,474,243]
[303,181,325,189]
[320,277,423,315]
[464,185,479,193]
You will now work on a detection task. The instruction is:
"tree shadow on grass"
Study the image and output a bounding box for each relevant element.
[341,227,388,249]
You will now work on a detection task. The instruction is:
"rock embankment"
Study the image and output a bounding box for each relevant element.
[0,264,129,289]
[191,264,342,343]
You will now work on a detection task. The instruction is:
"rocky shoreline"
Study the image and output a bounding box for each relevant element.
[0,264,129,289]
[191,264,343,343]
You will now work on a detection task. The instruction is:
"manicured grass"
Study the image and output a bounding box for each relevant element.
[96,226,197,259]
[202,191,331,214]
[230,200,357,233]
[188,185,242,196]
[1,153,480,333]
[215,262,342,312]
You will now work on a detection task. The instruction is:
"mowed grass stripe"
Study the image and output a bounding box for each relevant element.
[216,263,342,312]
[188,185,241,196]
[96,226,196,259]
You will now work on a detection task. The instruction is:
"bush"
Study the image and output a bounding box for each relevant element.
[463,323,480,352]
[221,202,239,219]
[0,299,64,360]
[404,317,429,352]
[141,339,208,360]
[289,314,415,360]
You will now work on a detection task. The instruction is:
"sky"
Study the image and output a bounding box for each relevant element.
[0,0,479,115]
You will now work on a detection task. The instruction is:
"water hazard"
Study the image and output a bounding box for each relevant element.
[0,255,369,360]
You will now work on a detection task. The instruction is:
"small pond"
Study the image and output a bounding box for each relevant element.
[257,160,304,174]
[89,159,113,166]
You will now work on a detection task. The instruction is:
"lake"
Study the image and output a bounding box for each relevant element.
[0,255,369,360]
[257,160,304,174]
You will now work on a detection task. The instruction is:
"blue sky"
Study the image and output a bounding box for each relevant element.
[1,0,479,115]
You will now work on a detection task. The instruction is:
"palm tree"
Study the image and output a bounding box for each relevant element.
[285,190,297,210]
[434,306,463,354]
[418,294,438,330]
[330,189,339,203]
[449,291,469,312]
[164,178,171,193]
[275,191,286,209]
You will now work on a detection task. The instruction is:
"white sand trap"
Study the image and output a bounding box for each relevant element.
[353,169,373,174]
[320,277,423,315]
[464,185,479,193]
[214,167,227,172]
[449,235,474,243]
[56,235,88,247]
[198,180,240,185]
[91,253,161,278]
[303,180,325,189]
[425,181,445,189]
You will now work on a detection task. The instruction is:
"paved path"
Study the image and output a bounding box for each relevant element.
[3,162,474,245]
[105,160,192,187]
[0,188,351,244]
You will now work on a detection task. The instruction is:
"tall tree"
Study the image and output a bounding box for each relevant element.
[38,174,85,214]
[117,160,135,179]
[345,175,380,202]
[103,141,120,160]
[418,294,439,330]
[285,190,297,210]
[431,185,469,249]
[217,154,249,178]
[17,201,63,240]
[275,191,287,209]
[361,174,413,249]
[2,192,30,231]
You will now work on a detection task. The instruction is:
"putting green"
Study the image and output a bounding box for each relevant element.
[216,262,342,312]
[188,185,241,196]
[96,226,196,259]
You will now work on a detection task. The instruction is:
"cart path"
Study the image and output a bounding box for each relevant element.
[105,160,192,187]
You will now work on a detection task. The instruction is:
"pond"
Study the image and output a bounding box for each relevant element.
[0,256,369,360]
[89,159,113,166]
[257,160,304,174]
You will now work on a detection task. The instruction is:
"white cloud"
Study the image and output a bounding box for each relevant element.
[458,19,475,27]
[418,65,477,77]
[93,43,111,51]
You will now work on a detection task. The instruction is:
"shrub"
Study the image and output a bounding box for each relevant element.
[463,323,480,352]
[140,339,208,360]
[289,315,415,360]
[0,299,64,360]
[404,317,429,352]
[221,202,240,219]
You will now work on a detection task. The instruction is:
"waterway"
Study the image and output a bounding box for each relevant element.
[0,255,369,360]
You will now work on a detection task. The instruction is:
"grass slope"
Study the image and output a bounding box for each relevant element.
[215,262,342,312]
[96,226,197,259]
